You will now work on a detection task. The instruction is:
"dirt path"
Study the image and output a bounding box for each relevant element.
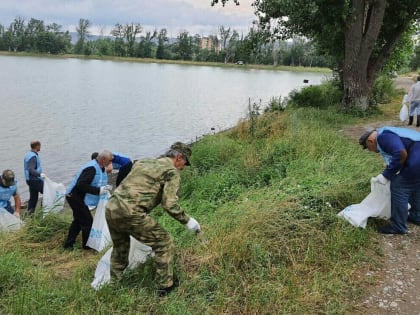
[343,76,420,315]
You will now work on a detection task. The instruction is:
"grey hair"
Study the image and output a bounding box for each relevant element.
[98,150,113,160]
[164,149,181,158]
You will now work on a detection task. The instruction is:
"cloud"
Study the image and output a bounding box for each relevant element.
[0,0,255,36]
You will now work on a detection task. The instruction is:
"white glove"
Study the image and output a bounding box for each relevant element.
[371,174,389,185]
[14,212,20,218]
[186,217,201,232]
[99,186,111,195]
[40,173,46,179]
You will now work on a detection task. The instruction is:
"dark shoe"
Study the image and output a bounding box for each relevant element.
[407,217,420,226]
[63,241,74,250]
[157,278,179,297]
[83,246,95,251]
[378,225,406,235]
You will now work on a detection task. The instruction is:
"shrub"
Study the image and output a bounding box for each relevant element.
[370,74,399,105]
[288,81,342,108]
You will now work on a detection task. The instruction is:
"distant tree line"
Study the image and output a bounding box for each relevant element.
[0,17,334,67]
[2,17,418,73]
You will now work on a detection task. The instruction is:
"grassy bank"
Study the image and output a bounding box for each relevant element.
[0,51,331,73]
[0,94,403,314]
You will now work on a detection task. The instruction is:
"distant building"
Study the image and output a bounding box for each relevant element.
[200,37,221,52]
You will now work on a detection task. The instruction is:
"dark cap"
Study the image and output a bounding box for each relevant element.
[359,128,375,149]
[170,142,192,165]
[2,170,15,186]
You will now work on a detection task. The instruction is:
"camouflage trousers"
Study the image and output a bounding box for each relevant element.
[105,208,175,288]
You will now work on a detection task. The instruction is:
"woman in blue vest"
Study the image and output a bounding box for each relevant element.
[63,150,113,250]
[359,126,420,234]
[0,169,21,217]
[23,140,45,215]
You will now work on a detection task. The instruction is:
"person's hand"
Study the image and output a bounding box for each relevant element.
[371,174,389,185]
[186,217,201,232]
[99,186,110,195]
[40,173,46,179]
[14,212,20,218]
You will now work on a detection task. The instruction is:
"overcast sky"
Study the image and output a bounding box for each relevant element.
[0,0,256,37]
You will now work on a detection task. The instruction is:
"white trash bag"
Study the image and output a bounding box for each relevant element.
[399,94,409,122]
[86,193,111,252]
[91,236,154,290]
[0,207,23,232]
[42,176,66,215]
[338,178,391,228]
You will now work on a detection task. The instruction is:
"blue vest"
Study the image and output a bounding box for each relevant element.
[66,160,108,207]
[24,151,42,180]
[377,126,420,165]
[0,181,17,208]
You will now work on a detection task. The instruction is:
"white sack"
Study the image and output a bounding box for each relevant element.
[86,193,111,252]
[338,178,391,228]
[42,176,66,215]
[0,207,23,232]
[91,236,154,290]
[399,104,409,122]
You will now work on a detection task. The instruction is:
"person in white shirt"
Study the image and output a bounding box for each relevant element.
[408,76,420,127]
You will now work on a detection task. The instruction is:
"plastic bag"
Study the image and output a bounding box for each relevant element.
[91,236,154,290]
[42,176,66,215]
[399,104,409,122]
[0,207,23,232]
[337,178,391,228]
[86,193,111,252]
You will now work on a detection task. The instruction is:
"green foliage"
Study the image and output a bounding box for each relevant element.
[371,74,399,105]
[0,251,29,294]
[288,80,342,108]
[23,212,69,242]
[0,94,402,314]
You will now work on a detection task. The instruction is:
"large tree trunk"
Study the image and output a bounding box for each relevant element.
[341,0,386,110]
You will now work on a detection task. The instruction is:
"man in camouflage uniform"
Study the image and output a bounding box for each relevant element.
[105,142,200,296]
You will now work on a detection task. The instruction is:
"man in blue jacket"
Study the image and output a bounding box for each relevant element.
[359,126,420,234]
[91,152,133,187]
[23,141,45,215]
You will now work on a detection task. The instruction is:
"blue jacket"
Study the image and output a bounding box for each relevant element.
[66,160,108,207]
[112,152,131,170]
[0,181,17,208]
[24,151,42,181]
[377,126,420,182]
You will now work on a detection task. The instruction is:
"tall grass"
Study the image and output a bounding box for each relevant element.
[0,97,399,314]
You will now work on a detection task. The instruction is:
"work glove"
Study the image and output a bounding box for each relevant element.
[186,217,201,232]
[99,185,112,195]
[40,173,46,179]
[371,174,389,185]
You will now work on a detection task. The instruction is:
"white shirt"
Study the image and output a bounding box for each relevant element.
[408,81,420,102]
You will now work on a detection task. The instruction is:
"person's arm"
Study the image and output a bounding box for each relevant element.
[377,132,406,179]
[13,193,21,216]
[74,167,101,195]
[161,170,190,224]
[27,156,41,177]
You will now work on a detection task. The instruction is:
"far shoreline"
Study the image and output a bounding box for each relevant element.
[0,51,332,74]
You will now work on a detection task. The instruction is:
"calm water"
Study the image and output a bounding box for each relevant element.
[0,55,328,200]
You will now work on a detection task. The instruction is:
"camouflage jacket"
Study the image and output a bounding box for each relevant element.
[107,157,190,224]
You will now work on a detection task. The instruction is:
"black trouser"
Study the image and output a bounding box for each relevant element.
[116,161,133,187]
[26,178,44,214]
[408,115,420,127]
[64,195,93,248]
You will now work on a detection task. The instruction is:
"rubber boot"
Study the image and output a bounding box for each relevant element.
[408,116,413,125]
